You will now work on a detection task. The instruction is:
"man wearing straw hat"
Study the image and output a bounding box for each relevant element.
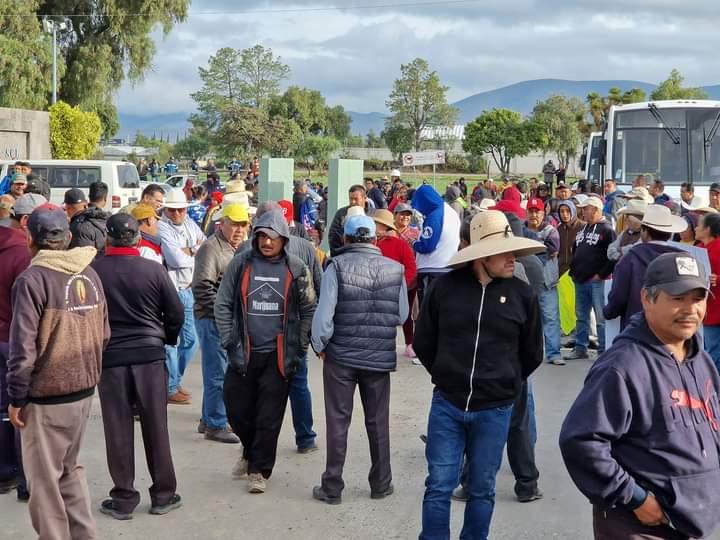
[414,210,545,540]
[158,189,206,404]
[605,205,686,331]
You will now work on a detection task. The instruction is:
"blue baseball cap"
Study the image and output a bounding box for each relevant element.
[344,214,376,238]
[27,203,69,244]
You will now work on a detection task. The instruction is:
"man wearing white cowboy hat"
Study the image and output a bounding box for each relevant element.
[414,210,544,540]
[607,198,648,262]
[605,205,686,331]
[158,189,206,404]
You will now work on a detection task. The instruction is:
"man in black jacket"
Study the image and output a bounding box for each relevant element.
[310,214,407,505]
[566,195,617,360]
[215,210,316,495]
[415,210,545,540]
[69,181,110,252]
[92,213,185,520]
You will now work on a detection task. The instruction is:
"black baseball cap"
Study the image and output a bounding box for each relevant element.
[710,182,720,194]
[27,204,70,244]
[106,213,139,240]
[643,253,709,296]
[64,188,87,205]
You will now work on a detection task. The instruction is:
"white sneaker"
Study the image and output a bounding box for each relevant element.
[405,344,417,358]
[550,358,566,366]
[248,473,266,494]
[411,358,422,366]
[232,456,248,479]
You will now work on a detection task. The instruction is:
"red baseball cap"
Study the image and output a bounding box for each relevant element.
[278,200,294,225]
[526,198,545,211]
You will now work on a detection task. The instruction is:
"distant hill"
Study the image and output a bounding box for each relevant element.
[117,80,720,139]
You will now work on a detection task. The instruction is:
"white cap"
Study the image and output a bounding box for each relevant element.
[391,169,401,177]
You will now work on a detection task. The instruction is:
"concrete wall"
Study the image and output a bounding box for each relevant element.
[0,108,51,160]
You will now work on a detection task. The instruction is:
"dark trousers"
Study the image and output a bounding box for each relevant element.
[98,360,177,513]
[593,506,689,540]
[460,380,539,497]
[321,359,391,497]
[224,351,290,479]
[0,342,25,492]
[402,288,416,346]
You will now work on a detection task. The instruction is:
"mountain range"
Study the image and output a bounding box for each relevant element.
[117,78,720,140]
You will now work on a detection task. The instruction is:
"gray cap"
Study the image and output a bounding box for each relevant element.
[393,202,413,214]
[643,253,709,296]
[13,193,47,216]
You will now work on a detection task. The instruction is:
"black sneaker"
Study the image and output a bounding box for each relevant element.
[297,443,319,454]
[517,490,544,503]
[204,427,239,444]
[370,484,394,500]
[312,486,341,505]
[451,486,468,502]
[99,499,133,520]
[419,434,428,444]
[150,494,182,515]
[197,420,206,434]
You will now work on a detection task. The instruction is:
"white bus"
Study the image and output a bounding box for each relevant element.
[580,131,603,184]
[601,99,720,200]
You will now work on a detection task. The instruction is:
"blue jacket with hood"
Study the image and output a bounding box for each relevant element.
[412,185,444,254]
[559,313,720,539]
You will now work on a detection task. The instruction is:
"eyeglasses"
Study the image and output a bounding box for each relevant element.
[166,207,186,213]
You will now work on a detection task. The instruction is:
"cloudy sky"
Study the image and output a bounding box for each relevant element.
[115,0,719,117]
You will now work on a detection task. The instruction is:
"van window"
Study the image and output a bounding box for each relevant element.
[31,167,49,183]
[49,167,101,188]
[117,164,140,188]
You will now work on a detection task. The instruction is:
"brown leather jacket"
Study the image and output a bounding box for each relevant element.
[558,218,586,277]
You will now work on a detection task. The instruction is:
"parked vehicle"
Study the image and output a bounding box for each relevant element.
[0,159,142,212]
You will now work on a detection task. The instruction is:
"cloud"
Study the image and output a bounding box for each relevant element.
[115,0,720,121]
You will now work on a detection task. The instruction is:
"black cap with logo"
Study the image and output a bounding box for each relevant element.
[643,252,709,296]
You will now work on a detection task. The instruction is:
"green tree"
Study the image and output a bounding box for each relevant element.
[386,58,457,151]
[238,45,290,109]
[191,47,245,129]
[41,0,189,138]
[382,123,414,160]
[0,0,58,109]
[215,105,268,157]
[531,95,585,167]
[651,69,708,100]
[49,101,102,159]
[269,86,327,134]
[265,117,303,157]
[463,109,538,175]
[366,130,384,148]
[295,135,340,174]
[174,131,210,159]
[325,105,352,140]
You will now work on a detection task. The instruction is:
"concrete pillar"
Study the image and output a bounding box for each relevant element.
[323,158,364,250]
[258,157,294,204]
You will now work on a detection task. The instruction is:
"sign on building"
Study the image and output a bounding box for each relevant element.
[401,150,445,167]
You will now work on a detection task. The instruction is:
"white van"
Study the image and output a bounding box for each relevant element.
[0,160,142,212]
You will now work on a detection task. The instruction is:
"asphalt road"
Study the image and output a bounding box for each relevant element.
[3,346,719,540]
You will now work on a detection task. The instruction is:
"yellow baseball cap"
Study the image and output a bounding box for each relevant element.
[223,203,249,223]
[131,203,157,221]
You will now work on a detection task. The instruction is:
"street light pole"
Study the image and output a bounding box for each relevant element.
[52,22,57,104]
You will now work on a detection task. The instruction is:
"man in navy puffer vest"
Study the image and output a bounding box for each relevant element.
[311,213,408,505]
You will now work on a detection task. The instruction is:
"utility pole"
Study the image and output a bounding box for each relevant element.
[52,22,57,104]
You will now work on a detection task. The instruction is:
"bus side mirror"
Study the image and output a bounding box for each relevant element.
[579,154,587,171]
[599,140,607,166]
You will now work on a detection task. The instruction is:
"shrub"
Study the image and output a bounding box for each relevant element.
[49,101,102,159]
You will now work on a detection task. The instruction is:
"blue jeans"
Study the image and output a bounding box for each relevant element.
[538,287,561,361]
[420,392,513,540]
[704,325,720,373]
[574,280,605,353]
[166,288,198,395]
[289,356,316,449]
[195,317,229,430]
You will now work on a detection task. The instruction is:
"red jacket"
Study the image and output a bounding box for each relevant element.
[378,235,417,288]
[0,227,31,342]
[704,238,720,326]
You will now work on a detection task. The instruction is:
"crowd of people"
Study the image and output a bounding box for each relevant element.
[1,164,720,540]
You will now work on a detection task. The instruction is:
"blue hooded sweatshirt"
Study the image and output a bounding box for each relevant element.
[411,185,444,254]
[559,313,720,539]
